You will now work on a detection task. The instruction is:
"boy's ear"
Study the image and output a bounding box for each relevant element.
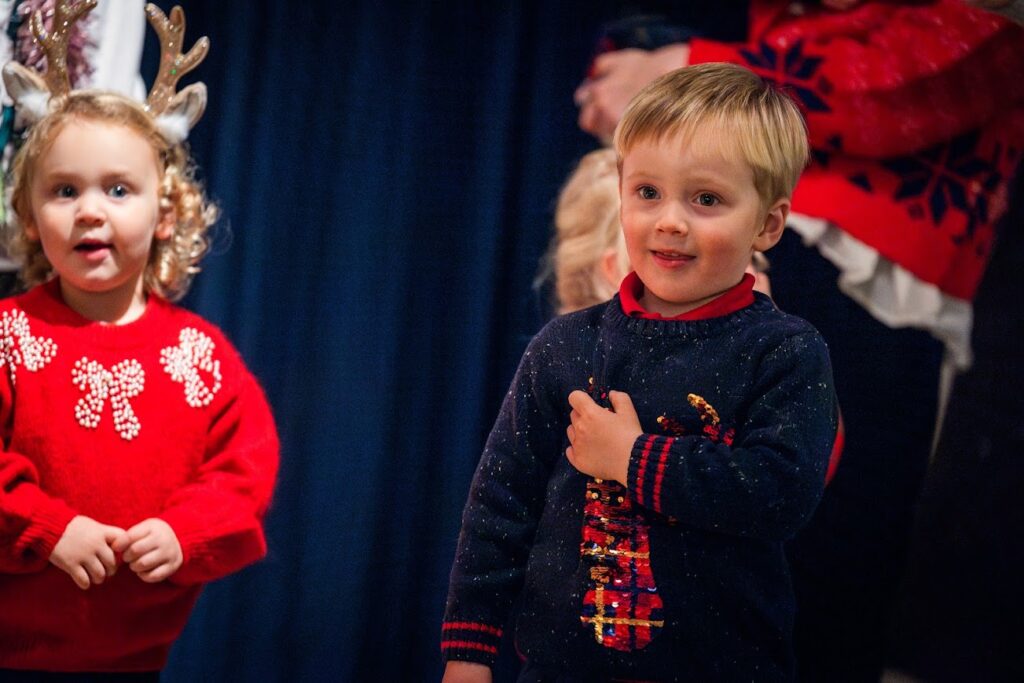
[598,247,625,292]
[753,198,789,251]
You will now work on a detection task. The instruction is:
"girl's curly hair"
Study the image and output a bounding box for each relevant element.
[6,91,218,301]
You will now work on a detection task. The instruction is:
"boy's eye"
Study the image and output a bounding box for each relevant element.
[55,185,76,198]
[108,184,129,198]
[638,185,659,200]
[696,192,719,207]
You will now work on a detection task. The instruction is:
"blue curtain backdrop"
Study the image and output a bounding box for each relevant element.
[140,1,606,680]
[138,2,747,680]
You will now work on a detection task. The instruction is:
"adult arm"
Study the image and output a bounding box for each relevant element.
[688,0,1024,155]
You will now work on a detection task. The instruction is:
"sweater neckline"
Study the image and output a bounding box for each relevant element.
[605,290,775,338]
[18,279,175,350]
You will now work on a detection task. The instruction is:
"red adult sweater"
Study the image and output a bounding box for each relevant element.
[687,0,1024,300]
[0,280,279,672]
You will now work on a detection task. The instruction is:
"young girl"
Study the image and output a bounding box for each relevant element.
[0,3,278,678]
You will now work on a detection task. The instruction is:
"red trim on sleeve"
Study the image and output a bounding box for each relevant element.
[651,438,673,514]
[634,435,657,507]
[441,640,499,655]
[442,622,503,637]
[825,411,845,486]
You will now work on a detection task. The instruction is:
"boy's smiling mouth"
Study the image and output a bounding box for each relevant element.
[651,249,694,267]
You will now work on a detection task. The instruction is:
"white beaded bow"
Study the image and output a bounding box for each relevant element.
[160,327,221,407]
[0,309,58,384]
[72,358,145,441]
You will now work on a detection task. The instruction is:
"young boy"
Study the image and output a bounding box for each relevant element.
[442,63,838,682]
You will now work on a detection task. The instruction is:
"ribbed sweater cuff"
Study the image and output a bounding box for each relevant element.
[628,434,675,516]
[440,621,502,666]
[26,495,78,560]
[159,507,211,568]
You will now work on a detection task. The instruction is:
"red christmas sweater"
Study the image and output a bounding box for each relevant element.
[0,280,279,672]
[687,0,1024,300]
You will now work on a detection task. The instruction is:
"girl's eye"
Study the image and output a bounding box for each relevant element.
[639,185,659,200]
[56,185,76,198]
[696,192,719,207]
[108,184,129,198]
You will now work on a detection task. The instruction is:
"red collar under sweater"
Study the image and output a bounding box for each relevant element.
[0,279,279,672]
[687,0,1024,300]
[618,271,755,320]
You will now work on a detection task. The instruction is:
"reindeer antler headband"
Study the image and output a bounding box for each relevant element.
[1,1,210,143]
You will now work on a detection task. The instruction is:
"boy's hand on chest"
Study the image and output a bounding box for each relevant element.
[565,389,642,486]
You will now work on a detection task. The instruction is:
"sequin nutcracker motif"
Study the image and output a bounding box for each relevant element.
[579,377,665,651]
[578,382,738,651]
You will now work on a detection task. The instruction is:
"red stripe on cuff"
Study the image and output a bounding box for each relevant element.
[651,437,673,514]
[442,622,503,637]
[441,640,499,655]
[635,435,657,507]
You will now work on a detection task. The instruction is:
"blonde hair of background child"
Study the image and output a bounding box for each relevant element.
[550,148,630,314]
[7,91,218,302]
[614,62,809,208]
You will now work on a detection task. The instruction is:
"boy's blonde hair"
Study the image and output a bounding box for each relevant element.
[7,91,218,301]
[613,62,809,207]
[551,148,630,314]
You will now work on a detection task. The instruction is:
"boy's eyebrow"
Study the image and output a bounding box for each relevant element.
[621,167,735,187]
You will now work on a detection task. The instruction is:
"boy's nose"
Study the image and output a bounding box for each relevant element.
[655,203,688,235]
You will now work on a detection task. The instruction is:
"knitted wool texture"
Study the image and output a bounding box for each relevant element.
[0,280,279,672]
[443,293,838,681]
[688,0,1024,301]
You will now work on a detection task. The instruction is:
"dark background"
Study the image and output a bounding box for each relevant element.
[138,2,747,680]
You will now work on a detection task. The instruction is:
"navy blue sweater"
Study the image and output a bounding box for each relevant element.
[443,293,838,681]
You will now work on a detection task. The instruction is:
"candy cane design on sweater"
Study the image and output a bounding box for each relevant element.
[72,358,145,440]
[0,309,58,384]
[160,327,221,407]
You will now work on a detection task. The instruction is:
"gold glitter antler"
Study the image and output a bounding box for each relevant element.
[30,0,97,97]
[145,3,209,115]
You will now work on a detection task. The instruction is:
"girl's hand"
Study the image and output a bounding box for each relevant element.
[113,518,183,583]
[441,661,492,683]
[49,515,127,590]
[566,390,643,485]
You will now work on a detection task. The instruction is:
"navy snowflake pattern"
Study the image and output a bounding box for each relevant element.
[740,40,831,113]
[881,131,1007,243]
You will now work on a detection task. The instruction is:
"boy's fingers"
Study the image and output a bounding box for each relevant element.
[608,390,636,415]
[566,424,575,443]
[568,390,595,410]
